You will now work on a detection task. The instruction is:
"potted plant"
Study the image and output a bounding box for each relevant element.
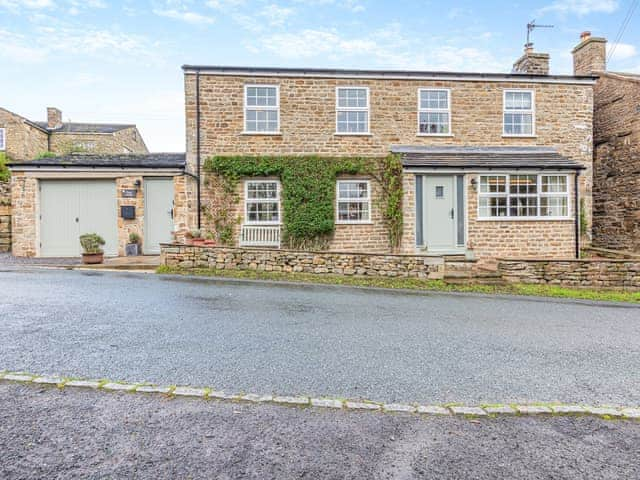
[79,233,105,264]
[188,229,205,246]
[126,232,141,256]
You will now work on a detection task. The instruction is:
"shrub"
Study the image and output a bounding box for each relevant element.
[128,232,141,244]
[79,233,105,254]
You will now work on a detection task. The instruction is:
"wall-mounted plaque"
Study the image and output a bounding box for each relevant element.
[122,189,137,198]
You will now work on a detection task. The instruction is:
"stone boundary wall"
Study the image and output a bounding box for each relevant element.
[0,182,10,252]
[498,259,640,290]
[161,244,445,279]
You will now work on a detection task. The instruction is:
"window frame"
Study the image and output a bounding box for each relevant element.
[335,86,370,136]
[502,89,536,137]
[0,127,5,151]
[477,173,570,221]
[336,179,372,224]
[417,88,452,137]
[243,84,281,135]
[244,179,281,225]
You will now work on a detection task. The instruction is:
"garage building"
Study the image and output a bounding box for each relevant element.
[9,153,186,257]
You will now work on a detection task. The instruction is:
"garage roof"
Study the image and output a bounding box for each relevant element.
[33,122,137,134]
[393,146,585,170]
[9,153,186,170]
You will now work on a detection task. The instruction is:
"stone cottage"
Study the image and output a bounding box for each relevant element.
[1,106,152,255]
[177,42,595,261]
[571,32,640,253]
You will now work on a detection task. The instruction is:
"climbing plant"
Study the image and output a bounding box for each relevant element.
[0,153,10,182]
[203,154,404,250]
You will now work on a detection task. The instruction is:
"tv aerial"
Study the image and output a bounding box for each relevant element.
[526,20,554,47]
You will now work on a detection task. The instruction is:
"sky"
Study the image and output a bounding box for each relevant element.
[1,0,639,152]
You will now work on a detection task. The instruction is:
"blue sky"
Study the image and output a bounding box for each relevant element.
[2,0,638,151]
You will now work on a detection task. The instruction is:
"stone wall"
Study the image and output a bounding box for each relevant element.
[0,108,48,161]
[10,173,37,257]
[498,259,640,289]
[592,73,640,252]
[48,127,148,156]
[0,182,10,252]
[161,244,445,279]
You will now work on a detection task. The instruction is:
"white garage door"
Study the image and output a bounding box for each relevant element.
[40,180,118,257]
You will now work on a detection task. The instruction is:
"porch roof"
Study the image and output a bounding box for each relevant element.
[8,153,186,170]
[392,146,585,171]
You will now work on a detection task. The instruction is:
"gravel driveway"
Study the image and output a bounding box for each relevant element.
[1,383,638,480]
[1,267,639,405]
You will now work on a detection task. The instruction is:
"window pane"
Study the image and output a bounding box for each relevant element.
[419,112,449,134]
[510,175,537,194]
[541,196,568,216]
[337,110,367,133]
[542,175,567,193]
[504,113,532,135]
[479,176,506,193]
[505,91,532,110]
[479,197,507,217]
[337,88,367,108]
[338,201,369,221]
[509,195,538,217]
[247,202,279,222]
[338,181,368,199]
[248,182,278,199]
[420,90,448,109]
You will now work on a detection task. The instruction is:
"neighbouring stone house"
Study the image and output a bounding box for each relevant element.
[178,41,595,261]
[1,106,151,254]
[572,32,640,252]
[0,106,148,161]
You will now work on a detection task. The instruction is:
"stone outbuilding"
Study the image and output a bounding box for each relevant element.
[9,153,186,257]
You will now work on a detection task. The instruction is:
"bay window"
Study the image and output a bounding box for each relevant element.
[478,174,569,219]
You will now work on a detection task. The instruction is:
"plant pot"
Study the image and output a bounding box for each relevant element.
[82,252,104,265]
[125,243,140,256]
[190,238,206,246]
[203,240,215,246]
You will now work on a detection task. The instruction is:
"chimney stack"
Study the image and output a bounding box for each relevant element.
[572,31,607,75]
[47,107,62,130]
[512,43,550,75]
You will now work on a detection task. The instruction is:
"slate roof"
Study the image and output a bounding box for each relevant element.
[33,122,136,134]
[392,146,585,170]
[9,153,185,169]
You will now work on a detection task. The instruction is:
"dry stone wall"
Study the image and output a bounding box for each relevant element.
[499,258,640,289]
[161,245,445,279]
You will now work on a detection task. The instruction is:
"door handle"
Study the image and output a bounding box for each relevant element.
[75,217,79,223]
[450,209,454,220]
[169,208,174,219]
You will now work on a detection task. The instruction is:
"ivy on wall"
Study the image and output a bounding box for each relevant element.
[203,154,404,250]
[0,153,10,182]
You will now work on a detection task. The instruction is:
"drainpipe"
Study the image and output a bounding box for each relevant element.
[196,70,202,230]
[574,171,580,259]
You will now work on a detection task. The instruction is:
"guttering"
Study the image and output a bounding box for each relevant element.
[575,172,580,259]
[182,65,596,85]
[196,69,202,230]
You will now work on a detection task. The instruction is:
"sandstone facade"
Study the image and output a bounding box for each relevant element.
[183,68,593,260]
[592,73,640,252]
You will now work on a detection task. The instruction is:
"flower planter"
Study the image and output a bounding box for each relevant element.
[82,252,104,265]
[190,239,206,246]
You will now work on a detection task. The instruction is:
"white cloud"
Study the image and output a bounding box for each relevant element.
[607,43,637,61]
[261,3,294,26]
[538,0,618,16]
[0,0,54,10]
[154,8,215,24]
[248,24,507,72]
[0,25,163,65]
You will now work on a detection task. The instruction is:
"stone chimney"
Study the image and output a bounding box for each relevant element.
[47,107,62,130]
[512,43,550,75]
[572,31,607,75]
